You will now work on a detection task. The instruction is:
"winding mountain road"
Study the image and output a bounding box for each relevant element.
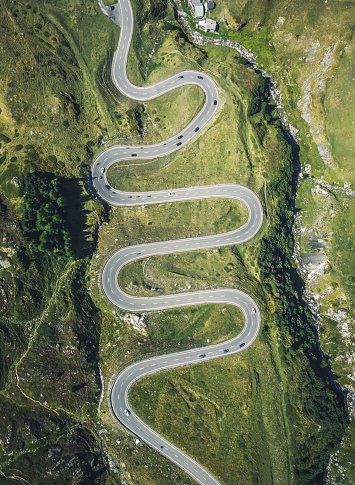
[92,0,264,484]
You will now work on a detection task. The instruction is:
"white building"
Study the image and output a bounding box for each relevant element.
[198,18,218,32]
[191,0,205,18]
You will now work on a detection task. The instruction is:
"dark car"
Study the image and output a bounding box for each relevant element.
[128,196,132,198]
[239,343,246,348]
[199,354,206,359]
[178,135,183,140]
[178,75,184,79]
[131,153,137,157]
[223,349,229,353]
[97,162,100,165]
[177,142,182,146]
[197,75,203,79]
[147,195,151,197]
[194,127,199,132]
[214,100,217,105]
[100,176,103,179]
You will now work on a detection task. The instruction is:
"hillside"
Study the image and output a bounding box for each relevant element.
[0,0,353,484]
[183,0,355,480]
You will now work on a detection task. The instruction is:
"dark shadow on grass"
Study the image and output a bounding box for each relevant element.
[70,382,88,393]
[60,177,95,259]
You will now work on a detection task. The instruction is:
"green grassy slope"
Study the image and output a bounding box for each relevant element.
[325,34,355,175]
[0,0,120,483]
[175,0,355,481]
[92,1,348,484]
[0,0,351,484]
[0,0,250,483]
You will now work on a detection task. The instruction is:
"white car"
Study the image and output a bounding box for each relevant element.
[252,308,256,314]
[124,409,131,417]
[101,167,105,173]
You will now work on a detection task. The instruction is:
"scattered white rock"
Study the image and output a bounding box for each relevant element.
[120,312,147,332]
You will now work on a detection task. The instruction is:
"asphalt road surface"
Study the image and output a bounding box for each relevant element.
[92,0,264,484]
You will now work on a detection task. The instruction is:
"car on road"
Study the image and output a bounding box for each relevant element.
[194,127,199,132]
[101,167,105,173]
[128,196,132,198]
[137,252,141,255]
[223,349,229,353]
[124,409,131,416]
[147,195,151,197]
[178,135,183,139]
[214,100,217,105]
[177,142,182,146]
[97,162,100,166]
[160,445,164,449]
[197,75,203,79]
[131,153,137,157]
[239,343,245,348]
[100,176,103,180]
[178,75,184,79]
[199,354,206,358]
[168,192,175,195]
[252,308,256,314]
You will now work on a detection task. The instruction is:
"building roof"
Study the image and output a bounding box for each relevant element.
[198,18,217,31]
[193,4,205,17]
[206,1,215,9]
[206,18,217,29]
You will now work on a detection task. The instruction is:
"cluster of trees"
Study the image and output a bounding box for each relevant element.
[257,132,314,350]
[22,173,74,260]
[247,72,270,118]
[256,128,347,483]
